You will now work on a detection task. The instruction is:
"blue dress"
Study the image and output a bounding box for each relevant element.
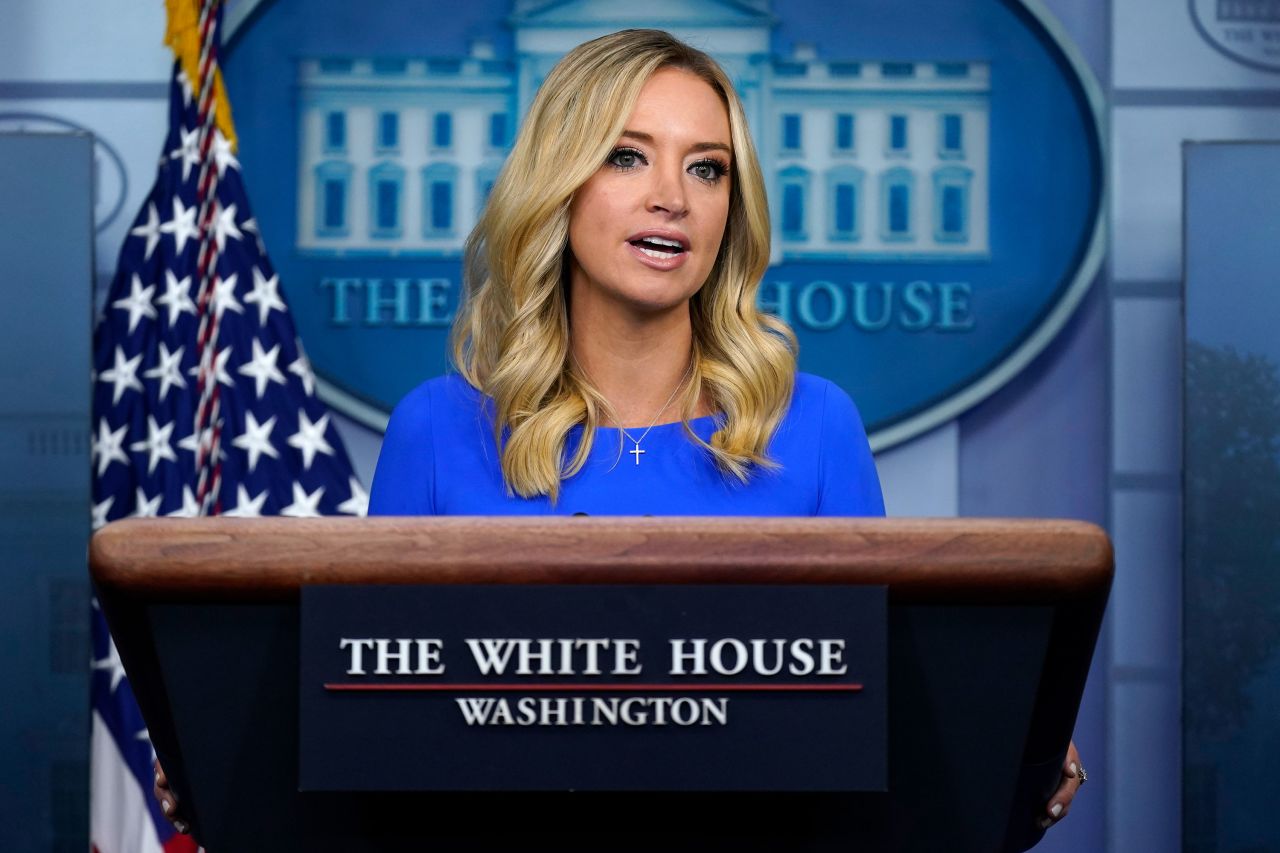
[368,372,884,516]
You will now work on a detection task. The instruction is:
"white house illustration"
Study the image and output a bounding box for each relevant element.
[295,0,990,262]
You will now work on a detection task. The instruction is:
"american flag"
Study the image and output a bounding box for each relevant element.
[89,2,365,849]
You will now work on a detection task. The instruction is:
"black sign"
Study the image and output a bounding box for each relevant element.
[300,585,886,791]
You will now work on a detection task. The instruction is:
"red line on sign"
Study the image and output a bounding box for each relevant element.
[323,683,864,692]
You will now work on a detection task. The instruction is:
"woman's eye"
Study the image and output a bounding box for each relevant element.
[689,160,728,183]
[608,148,644,170]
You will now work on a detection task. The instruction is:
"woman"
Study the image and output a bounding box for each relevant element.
[367,29,882,517]
[158,27,1084,834]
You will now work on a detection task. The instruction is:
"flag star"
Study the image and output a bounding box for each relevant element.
[92,418,129,476]
[287,410,335,470]
[166,486,201,518]
[170,125,201,182]
[143,342,187,402]
[212,273,244,318]
[238,339,287,399]
[92,638,127,693]
[129,415,178,475]
[245,266,286,326]
[155,270,196,327]
[91,495,115,530]
[177,428,200,455]
[211,345,235,387]
[213,202,243,251]
[131,487,162,518]
[232,411,279,473]
[289,344,315,396]
[160,196,200,254]
[111,274,157,334]
[176,68,193,107]
[337,477,369,516]
[177,427,226,462]
[129,202,163,261]
[136,726,156,761]
[189,345,235,388]
[242,217,267,254]
[212,130,240,178]
[281,482,325,518]
[99,346,144,405]
[223,484,268,518]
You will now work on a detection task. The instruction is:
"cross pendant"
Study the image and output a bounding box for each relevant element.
[629,443,645,465]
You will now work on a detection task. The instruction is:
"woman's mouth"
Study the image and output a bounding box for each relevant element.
[627,237,690,270]
[626,231,691,270]
[629,236,687,258]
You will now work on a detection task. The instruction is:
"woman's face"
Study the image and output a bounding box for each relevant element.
[566,67,733,318]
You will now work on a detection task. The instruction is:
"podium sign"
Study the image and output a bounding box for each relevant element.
[300,585,887,792]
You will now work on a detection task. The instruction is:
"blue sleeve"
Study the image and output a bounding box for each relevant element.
[368,382,437,515]
[815,382,886,517]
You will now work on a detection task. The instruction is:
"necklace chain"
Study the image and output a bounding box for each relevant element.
[572,355,693,465]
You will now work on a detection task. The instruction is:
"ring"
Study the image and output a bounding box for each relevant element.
[1077,764,1087,785]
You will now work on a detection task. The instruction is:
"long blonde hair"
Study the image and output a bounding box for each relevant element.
[451,29,797,501]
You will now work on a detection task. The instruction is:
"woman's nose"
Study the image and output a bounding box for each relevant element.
[645,165,688,217]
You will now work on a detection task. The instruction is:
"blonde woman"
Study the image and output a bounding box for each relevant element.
[367,29,882,517]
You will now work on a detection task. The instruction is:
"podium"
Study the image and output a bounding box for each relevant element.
[90,517,1111,852]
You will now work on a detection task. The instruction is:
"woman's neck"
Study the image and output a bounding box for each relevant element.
[569,302,704,429]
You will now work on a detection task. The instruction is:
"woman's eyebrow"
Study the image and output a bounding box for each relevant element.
[619,129,732,156]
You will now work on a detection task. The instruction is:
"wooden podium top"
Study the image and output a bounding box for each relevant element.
[91,516,1112,604]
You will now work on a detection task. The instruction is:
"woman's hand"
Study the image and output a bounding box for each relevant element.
[153,760,191,835]
[1039,740,1086,829]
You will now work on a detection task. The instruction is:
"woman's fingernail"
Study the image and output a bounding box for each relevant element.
[1038,817,1053,829]
[161,799,171,815]
[1069,762,1079,777]
[175,821,190,834]
[154,771,161,786]
[1051,802,1064,817]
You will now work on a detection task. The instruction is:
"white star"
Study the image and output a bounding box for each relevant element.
[92,419,129,476]
[213,202,243,252]
[245,266,286,326]
[189,346,235,388]
[129,202,162,261]
[129,415,177,475]
[143,342,187,402]
[91,495,115,530]
[281,482,325,518]
[211,273,243,318]
[92,637,127,693]
[213,130,240,178]
[136,725,156,762]
[177,428,201,455]
[131,487,162,518]
[176,68,193,107]
[160,196,199,255]
[337,477,369,516]
[238,339,286,399]
[99,347,144,405]
[176,426,227,463]
[155,270,196,327]
[166,486,201,518]
[223,484,268,518]
[211,346,235,387]
[111,274,157,334]
[287,410,335,470]
[242,217,267,254]
[170,125,200,182]
[232,411,279,473]
[288,344,315,396]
